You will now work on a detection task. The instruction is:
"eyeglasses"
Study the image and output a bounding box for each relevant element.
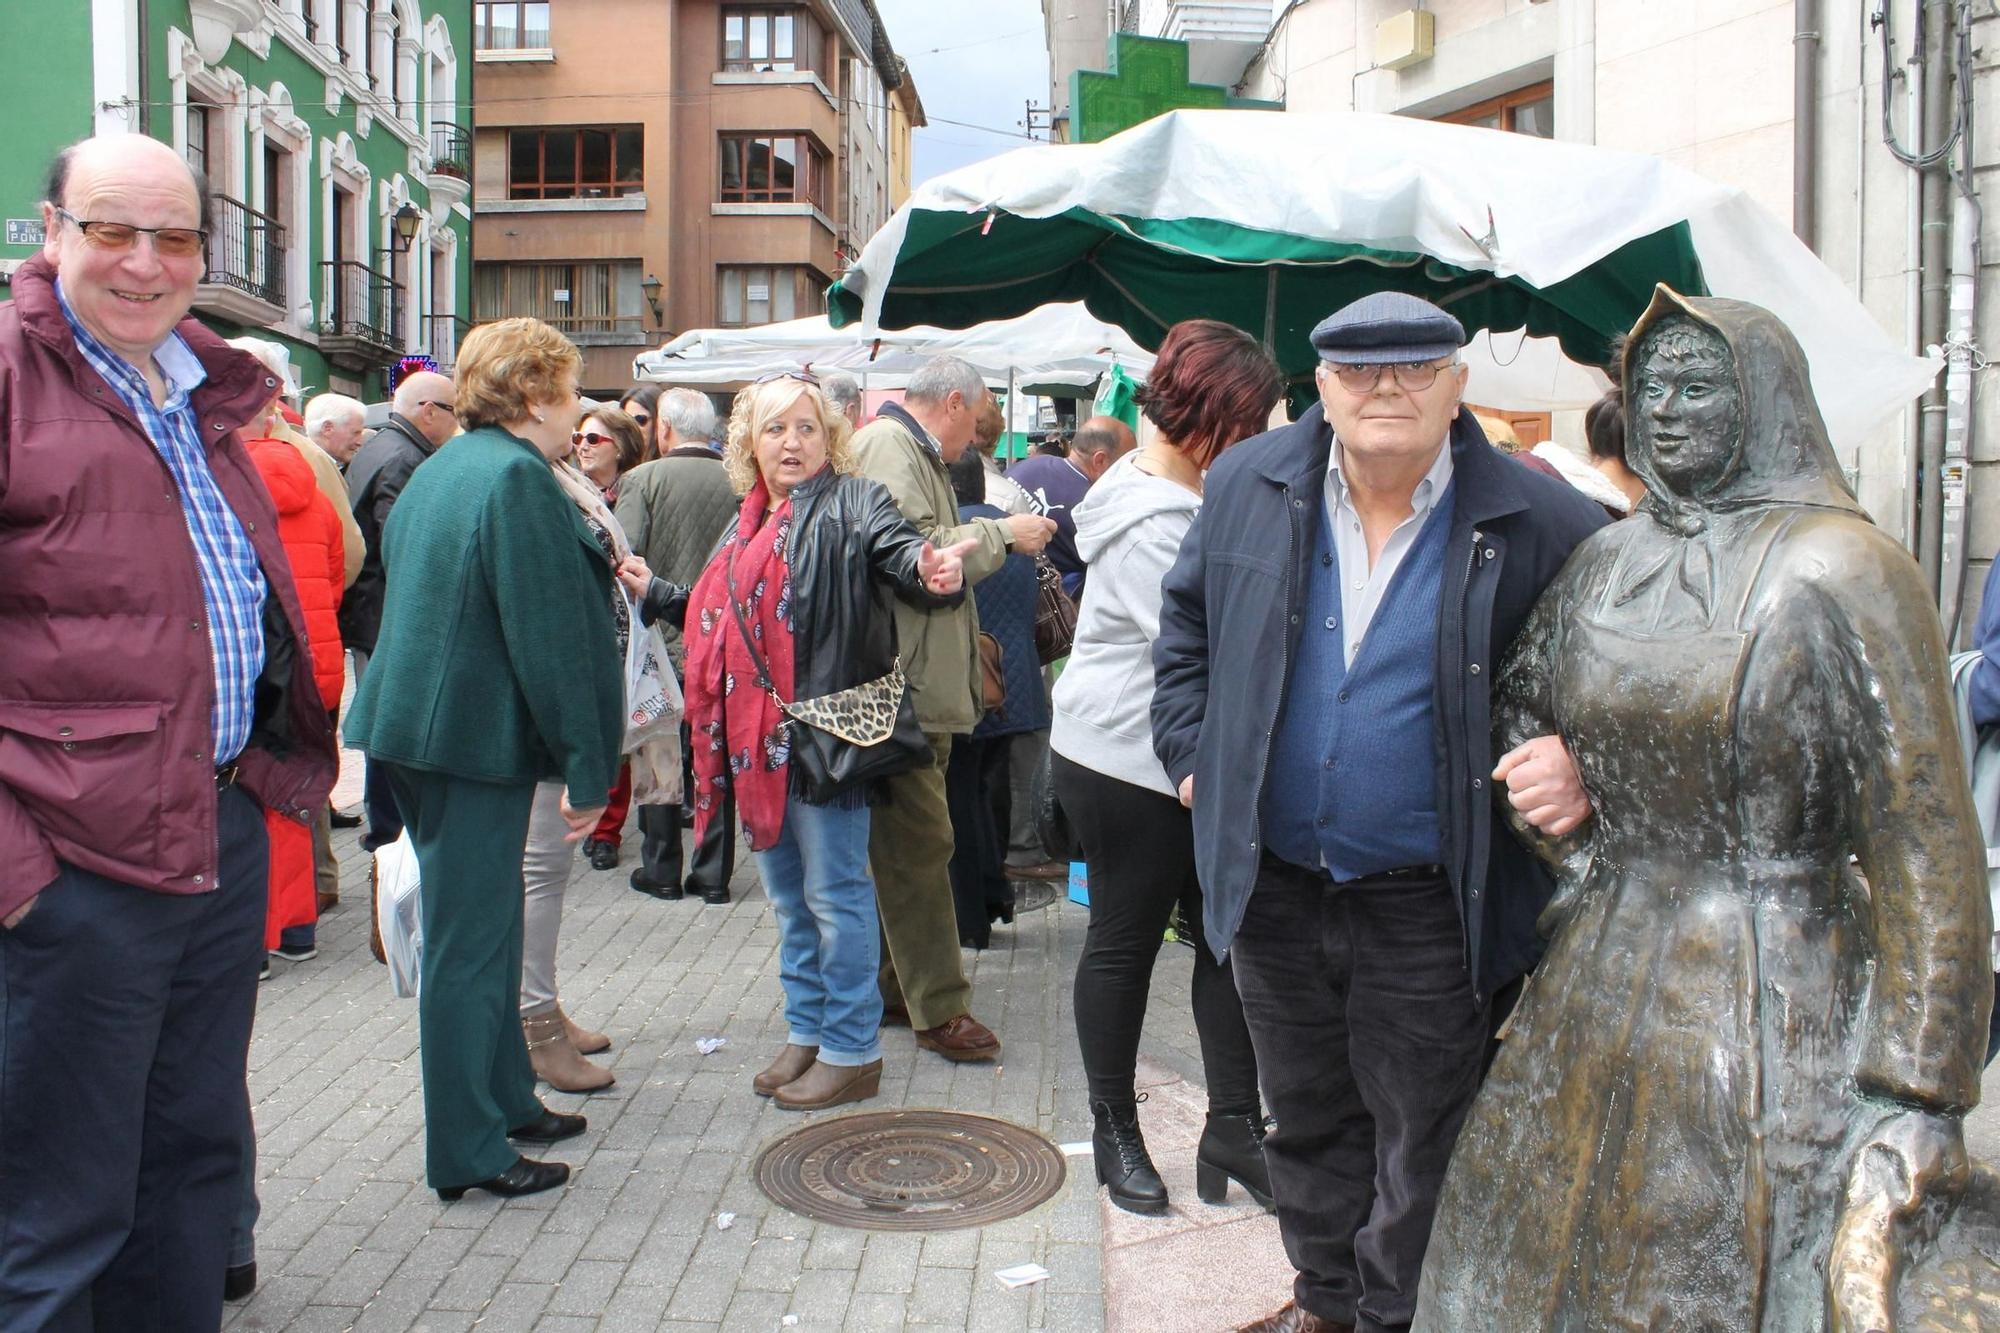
[753,370,820,387]
[56,207,206,259]
[419,398,456,414]
[1323,359,1457,394]
[571,431,615,448]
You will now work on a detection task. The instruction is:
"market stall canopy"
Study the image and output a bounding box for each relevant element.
[632,302,1155,397]
[827,108,1937,448]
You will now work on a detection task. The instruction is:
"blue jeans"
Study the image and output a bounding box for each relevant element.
[754,799,882,1065]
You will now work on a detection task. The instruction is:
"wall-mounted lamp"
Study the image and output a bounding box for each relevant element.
[641,272,664,326]
[392,203,421,253]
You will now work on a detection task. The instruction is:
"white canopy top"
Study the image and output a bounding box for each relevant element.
[632,302,1156,393]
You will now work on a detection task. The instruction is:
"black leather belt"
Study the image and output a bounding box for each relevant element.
[215,762,241,789]
[1332,863,1445,887]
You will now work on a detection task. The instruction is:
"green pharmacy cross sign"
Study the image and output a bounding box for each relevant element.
[1069,34,1278,144]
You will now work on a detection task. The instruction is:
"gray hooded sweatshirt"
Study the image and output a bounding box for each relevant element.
[1049,452,1202,795]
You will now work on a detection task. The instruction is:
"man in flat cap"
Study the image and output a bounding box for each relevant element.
[1151,292,1610,1333]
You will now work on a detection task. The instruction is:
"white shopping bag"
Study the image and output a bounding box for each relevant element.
[373,832,424,997]
[625,608,684,806]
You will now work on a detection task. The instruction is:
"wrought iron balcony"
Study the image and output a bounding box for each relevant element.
[319,258,403,369]
[429,121,471,180]
[193,193,287,325]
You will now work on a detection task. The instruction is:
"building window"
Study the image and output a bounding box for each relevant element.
[185,101,214,178]
[1439,80,1554,138]
[476,0,551,51]
[507,127,643,199]
[719,133,827,207]
[717,265,824,327]
[721,6,820,74]
[473,260,645,341]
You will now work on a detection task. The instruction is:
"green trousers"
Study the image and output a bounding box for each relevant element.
[387,764,544,1189]
[870,732,974,1029]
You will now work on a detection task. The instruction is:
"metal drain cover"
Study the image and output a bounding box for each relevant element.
[1010,881,1060,913]
[754,1109,1067,1231]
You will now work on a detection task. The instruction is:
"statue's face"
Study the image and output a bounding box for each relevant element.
[1631,318,1743,497]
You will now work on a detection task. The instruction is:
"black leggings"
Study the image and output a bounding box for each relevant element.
[1054,752,1260,1113]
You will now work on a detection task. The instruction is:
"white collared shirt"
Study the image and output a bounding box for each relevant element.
[1323,437,1455,665]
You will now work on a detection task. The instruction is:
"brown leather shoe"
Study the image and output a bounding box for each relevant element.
[753,1043,820,1096]
[1235,1300,1351,1333]
[771,1058,883,1110]
[881,1002,911,1028]
[914,1013,1001,1062]
[316,888,339,913]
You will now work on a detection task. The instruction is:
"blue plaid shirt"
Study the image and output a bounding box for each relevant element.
[57,282,267,764]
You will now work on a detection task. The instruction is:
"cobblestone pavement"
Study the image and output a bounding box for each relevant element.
[223,747,2000,1332]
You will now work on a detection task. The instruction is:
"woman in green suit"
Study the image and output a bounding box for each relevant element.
[345,317,625,1202]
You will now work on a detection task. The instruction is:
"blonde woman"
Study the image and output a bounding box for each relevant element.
[620,374,974,1110]
[345,318,624,1202]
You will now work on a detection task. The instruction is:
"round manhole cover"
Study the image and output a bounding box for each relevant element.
[1010,880,1060,913]
[754,1109,1067,1231]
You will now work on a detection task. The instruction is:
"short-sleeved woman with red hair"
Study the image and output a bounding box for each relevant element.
[1048,319,1285,1216]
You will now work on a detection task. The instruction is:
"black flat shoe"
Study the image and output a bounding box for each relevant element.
[507,1108,587,1144]
[436,1156,569,1202]
[329,810,363,829]
[223,1261,256,1302]
[696,881,730,905]
[584,838,619,871]
[630,869,684,901]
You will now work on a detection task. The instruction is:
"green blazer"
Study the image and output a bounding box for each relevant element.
[344,425,625,805]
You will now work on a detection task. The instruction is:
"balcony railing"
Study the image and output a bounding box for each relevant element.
[423,313,470,368]
[205,194,287,309]
[429,121,471,180]
[321,258,401,348]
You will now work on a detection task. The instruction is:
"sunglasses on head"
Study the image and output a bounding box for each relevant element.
[57,208,206,259]
[753,369,820,387]
[571,431,615,448]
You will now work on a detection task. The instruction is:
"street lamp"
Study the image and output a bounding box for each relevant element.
[391,203,421,253]
[641,273,664,326]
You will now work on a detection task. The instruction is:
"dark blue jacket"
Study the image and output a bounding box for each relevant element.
[961,501,1052,739]
[1150,403,1609,998]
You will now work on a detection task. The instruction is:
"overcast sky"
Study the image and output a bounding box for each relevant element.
[873,0,1051,186]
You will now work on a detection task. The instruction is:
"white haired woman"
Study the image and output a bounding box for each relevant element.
[618,374,975,1109]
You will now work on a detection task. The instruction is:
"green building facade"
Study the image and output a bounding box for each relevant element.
[0,0,471,401]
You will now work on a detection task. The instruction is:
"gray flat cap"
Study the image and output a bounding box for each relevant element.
[1311,292,1466,365]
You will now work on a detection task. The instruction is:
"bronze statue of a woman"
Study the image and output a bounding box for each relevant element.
[1413,288,1996,1331]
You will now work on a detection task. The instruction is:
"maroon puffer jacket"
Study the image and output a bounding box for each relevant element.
[0,256,338,920]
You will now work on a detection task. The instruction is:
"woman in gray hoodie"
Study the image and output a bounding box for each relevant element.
[1049,320,1284,1216]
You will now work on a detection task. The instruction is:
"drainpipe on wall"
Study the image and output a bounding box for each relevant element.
[1916,0,1953,593]
[1794,0,1819,249]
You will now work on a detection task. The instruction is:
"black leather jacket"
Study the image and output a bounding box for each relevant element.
[641,465,961,703]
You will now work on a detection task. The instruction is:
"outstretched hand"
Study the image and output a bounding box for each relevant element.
[615,554,653,599]
[918,538,980,594]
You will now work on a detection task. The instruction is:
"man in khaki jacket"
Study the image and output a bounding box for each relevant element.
[851,356,1055,1061]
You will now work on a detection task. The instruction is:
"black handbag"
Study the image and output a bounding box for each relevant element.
[1030,746,1077,863]
[724,560,931,803]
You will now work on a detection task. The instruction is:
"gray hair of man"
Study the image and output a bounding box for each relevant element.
[902,355,985,408]
[658,386,718,447]
[819,371,863,416]
[305,392,366,438]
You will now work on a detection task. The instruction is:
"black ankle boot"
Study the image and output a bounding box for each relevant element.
[1196,1108,1275,1211]
[1091,1098,1168,1215]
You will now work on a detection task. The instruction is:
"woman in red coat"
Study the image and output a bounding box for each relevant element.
[246,436,347,960]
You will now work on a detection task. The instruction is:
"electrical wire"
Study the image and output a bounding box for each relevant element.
[1877,0,1966,169]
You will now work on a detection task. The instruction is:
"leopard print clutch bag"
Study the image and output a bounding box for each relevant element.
[777,660,908,747]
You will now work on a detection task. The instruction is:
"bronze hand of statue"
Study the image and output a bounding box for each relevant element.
[1827,1106,1971,1333]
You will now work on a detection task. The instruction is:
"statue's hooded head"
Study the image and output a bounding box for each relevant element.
[1621,286,1864,529]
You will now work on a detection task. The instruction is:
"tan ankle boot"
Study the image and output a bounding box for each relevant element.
[523,1010,615,1092]
[557,1002,610,1055]
[772,1058,882,1110]
[753,1043,820,1096]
